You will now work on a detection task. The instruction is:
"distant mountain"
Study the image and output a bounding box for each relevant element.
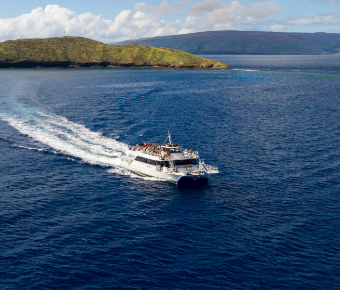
[113,30,340,55]
[0,37,230,69]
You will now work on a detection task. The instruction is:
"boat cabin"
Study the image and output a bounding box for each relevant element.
[126,136,201,174]
[162,143,181,154]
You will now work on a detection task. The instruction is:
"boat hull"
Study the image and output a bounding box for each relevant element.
[177,175,209,187]
[121,162,209,183]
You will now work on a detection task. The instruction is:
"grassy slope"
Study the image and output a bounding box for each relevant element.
[0,37,230,69]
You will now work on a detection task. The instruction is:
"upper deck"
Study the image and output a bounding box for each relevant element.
[128,142,199,161]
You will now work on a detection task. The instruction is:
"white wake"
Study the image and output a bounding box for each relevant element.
[1,110,126,166]
[0,97,164,181]
[0,76,166,181]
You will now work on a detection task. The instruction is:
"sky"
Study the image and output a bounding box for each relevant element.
[0,0,340,43]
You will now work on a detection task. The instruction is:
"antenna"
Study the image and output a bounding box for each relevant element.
[163,130,173,144]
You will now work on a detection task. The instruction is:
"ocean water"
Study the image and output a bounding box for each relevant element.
[1,55,340,289]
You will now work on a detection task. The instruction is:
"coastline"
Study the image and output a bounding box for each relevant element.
[0,61,232,69]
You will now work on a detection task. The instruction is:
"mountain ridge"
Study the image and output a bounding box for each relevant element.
[112,30,340,55]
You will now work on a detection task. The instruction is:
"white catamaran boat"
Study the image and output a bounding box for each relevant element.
[121,132,219,183]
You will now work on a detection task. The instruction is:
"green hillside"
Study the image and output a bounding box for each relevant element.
[0,37,230,69]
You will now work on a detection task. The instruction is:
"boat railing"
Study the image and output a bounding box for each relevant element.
[199,159,219,174]
[182,154,199,159]
[205,164,219,173]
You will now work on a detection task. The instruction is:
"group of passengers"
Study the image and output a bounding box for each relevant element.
[128,144,169,159]
[128,143,197,159]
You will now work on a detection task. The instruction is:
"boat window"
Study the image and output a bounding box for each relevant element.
[163,147,180,153]
[174,159,197,166]
[135,156,169,167]
[170,148,180,153]
[135,156,157,165]
[135,156,147,163]
[147,159,157,165]
[160,161,169,167]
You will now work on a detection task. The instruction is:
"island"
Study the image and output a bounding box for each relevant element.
[0,37,231,69]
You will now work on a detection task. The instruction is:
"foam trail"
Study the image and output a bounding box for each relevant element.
[0,94,131,169]
[3,114,127,167]
[0,84,164,181]
[14,145,48,152]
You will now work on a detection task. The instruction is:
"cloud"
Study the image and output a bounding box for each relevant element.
[135,3,155,12]
[0,5,189,43]
[189,0,224,16]
[0,2,339,43]
[135,0,191,16]
[188,0,280,26]
[319,0,340,4]
[201,1,245,26]
[287,12,340,26]
[244,2,280,20]
[157,0,191,15]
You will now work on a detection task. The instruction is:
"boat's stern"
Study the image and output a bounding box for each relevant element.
[177,173,209,185]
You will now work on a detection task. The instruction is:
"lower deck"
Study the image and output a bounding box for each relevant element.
[122,160,208,183]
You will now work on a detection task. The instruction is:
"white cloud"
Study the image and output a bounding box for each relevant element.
[0,5,187,43]
[157,0,191,15]
[189,0,224,16]
[244,2,280,20]
[135,0,191,16]
[188,0,280,26]
[287,12,340,26]
[135,3,155,12]
[0,2,339,43]
[202,1,245,26]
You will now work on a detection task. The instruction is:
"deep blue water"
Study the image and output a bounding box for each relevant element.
[1,56,340,289]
